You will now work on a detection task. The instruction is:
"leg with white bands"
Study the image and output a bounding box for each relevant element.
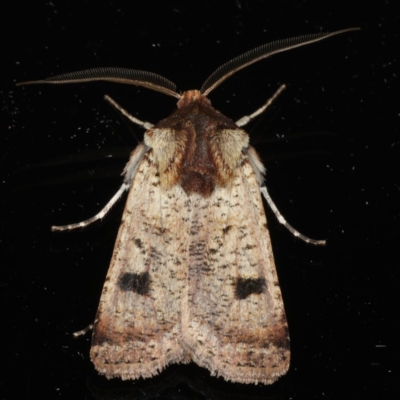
[236,84,286,127]
[51,183,130,232]
[104,95,154,130]
[260,186,326,246]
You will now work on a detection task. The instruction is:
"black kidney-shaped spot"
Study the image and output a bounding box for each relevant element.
[235,277,266,300]
[118,272,150,295]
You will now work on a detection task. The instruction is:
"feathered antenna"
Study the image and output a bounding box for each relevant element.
[17,67,181,99]
[17,28,359,99]
[201,28,360,96]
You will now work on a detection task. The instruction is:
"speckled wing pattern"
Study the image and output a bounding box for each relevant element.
[181,153,290,384]
[91,143,289,384]
[91,149,192,379]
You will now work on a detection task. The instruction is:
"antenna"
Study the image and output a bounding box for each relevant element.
[201,28,360,96]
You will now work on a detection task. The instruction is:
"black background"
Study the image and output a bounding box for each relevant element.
[2,1,399,399]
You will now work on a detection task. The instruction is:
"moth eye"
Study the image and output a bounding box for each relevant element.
[235,277,266,300]
[118,272,150,295]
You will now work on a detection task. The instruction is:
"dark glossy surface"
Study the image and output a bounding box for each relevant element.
[2,1,398,399]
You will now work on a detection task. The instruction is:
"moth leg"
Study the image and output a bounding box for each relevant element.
[235,84,286,127]
[52,182,129,232]
[260,185,326,246]
[104,95,154,130]
[73,324,93,338]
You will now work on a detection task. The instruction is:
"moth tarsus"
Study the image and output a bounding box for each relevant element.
[20,27,358,385]
[235,84,286,127]
[260,186,327,246]
[51,183,130,231]
[73,324,94,338]
[104,94,154,130]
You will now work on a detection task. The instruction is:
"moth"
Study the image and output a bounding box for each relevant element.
[19,28,358,384]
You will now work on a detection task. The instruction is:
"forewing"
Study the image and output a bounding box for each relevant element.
[91,150,191,379]
[181,153,290,384]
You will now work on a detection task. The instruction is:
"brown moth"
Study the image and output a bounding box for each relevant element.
[18,28,358,384]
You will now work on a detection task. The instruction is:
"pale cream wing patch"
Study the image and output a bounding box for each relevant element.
[91,151,192,380]
[181,155,290,384]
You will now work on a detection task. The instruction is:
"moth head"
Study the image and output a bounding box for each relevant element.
[17,28,359,102]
